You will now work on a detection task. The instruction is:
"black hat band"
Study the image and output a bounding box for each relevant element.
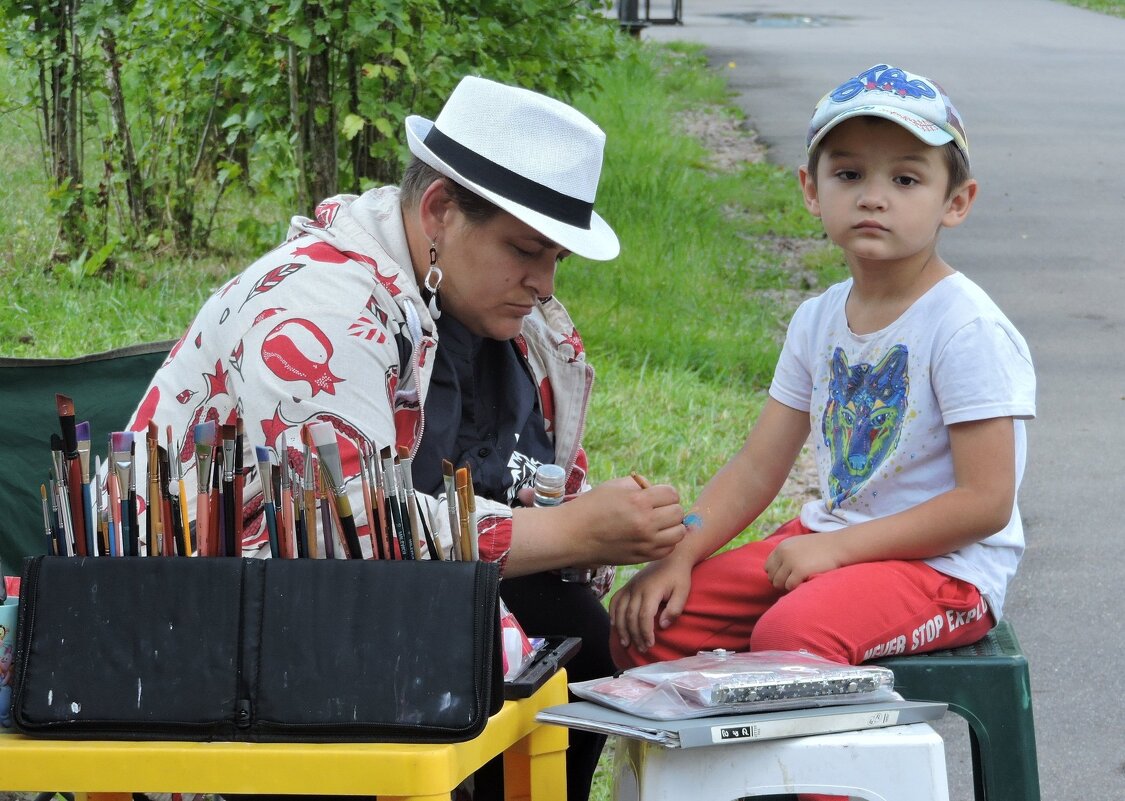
[423,127,593,230]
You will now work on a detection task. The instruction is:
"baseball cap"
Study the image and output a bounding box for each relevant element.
[807,64,969,163]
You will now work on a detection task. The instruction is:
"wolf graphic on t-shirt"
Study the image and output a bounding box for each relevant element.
[822,344,909,508]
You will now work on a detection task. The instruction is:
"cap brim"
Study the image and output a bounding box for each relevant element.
[406,116,619,261]
[808,105,955,155]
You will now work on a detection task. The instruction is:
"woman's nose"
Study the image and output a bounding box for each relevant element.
[527,258,557,297]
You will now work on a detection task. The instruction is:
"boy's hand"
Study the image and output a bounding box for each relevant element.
[609,555,693,652]
[763,530,847,591]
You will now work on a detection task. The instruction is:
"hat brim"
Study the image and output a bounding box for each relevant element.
[406,116,620,261]
[808,105,955,155]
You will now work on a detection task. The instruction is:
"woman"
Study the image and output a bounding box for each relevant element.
[129,75,687,800]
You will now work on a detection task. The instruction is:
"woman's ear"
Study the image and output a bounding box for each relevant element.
[418,178,454,238]
[942,178,978,229]
[798,164,821,218]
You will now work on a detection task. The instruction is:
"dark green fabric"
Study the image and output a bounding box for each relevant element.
[0,341,173,571]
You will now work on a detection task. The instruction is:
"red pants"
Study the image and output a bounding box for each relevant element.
[611,519,995,801]
[612,518,994,668]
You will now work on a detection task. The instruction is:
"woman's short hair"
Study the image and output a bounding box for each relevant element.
[400,157,502,224]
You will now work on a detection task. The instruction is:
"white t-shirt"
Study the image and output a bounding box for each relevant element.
[769,272,1036,618]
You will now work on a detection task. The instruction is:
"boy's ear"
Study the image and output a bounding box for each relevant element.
[798,165,822,217]
[942,178,978,229]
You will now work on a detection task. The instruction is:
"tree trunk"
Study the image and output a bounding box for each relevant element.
[288,43,309,216]
[101,29,151,237]
[306,2,337,204]
[48,0,85,258]
[308,47,336,203]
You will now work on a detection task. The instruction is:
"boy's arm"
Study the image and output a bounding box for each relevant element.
[676,398,812,564]
[610,399,809,649]
[765,416,1017,590]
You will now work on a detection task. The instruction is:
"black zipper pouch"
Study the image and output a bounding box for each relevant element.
[12,555,502,742]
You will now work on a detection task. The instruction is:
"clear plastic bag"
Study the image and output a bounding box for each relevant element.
[571,650,895,720]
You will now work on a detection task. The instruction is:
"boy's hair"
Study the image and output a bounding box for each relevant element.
[806,121,972,198]
[400,157,502,225]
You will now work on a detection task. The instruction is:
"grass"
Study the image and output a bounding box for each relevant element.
[1059,0,1125,15]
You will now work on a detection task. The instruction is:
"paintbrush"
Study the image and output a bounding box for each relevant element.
[290,460,307,558]
[391,449,416,560]
[76,421,94,555]
[255,445,280,558]
[369,445,391,559]
[50,436,77,556]
[146,421,162,556]
[40,483,56,556]
[55,395,88,556]
[104,445,122,556]
[192,421,216,556]
[381,446,408,559]
[357,441,378,558]
[109,432,135,556]
[128,435,139,556]
[464,464,478,561]
[157,442,175,556]
[442,459,461,560]
[220,423,237,557]
[94,453,108,555]
[455,466,474,561]
[169,426,191,556]
[279,434,295,558]
[397,445,436,560]
[302,444,317,557]
[233,416,245,546]
[312,423,362,559]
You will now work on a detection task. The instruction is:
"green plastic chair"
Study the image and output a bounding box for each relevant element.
[874,619,1040,801]
[0,341,173,571]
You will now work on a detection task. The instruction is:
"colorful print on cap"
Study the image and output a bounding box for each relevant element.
[807,64,968,162]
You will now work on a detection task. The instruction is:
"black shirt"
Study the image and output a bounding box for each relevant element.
[411,312,555,503]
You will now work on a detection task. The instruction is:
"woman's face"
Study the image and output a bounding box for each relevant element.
[437,208,570,340]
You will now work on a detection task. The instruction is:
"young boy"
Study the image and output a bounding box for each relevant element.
[610,64,1036,671]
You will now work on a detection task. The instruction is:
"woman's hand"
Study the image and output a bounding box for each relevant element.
[507,475,685,577]
[609,554,694,652]
[566,477,686,566]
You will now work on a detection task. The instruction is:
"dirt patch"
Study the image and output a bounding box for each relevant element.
[676,107,766,171]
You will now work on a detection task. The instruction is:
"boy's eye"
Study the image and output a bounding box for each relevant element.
[835,169,860,181]
[894,175,919,186]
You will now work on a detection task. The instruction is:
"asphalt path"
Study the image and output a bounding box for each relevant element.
[639,1,1125,798]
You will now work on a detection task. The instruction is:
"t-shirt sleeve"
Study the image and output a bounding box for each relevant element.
[934,317,1037,425]
[769,302,814,413]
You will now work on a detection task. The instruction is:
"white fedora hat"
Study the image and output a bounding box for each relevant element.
[405,76,619,261]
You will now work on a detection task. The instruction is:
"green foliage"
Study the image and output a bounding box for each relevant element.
[0,0,621,260]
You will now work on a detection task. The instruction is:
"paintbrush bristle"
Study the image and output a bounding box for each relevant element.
[194,421,217,447]
[380,445,392,461]
[442,458,454,477]
[75,421,90,443]
[396,444,410,460]
[111,431,133,453]
[55,393,74,417]
[255,445,272,465]
[308,421,337,448]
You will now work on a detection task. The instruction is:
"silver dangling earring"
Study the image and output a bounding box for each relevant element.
[424,242,443,320]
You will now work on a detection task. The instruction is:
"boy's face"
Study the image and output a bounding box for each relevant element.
[799,118,975,266]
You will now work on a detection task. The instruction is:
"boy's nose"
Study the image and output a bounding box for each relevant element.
[857,188,888,211]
